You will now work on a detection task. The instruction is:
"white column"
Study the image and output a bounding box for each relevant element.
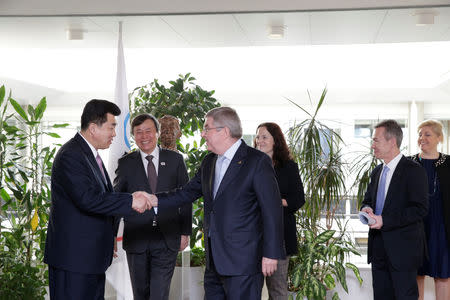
[443,120,450,154]
[408,101,424,155]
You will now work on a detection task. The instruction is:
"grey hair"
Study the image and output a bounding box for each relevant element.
[375,119,403,147]
[205,107,242,139]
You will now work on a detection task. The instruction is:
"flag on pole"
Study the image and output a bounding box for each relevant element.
[105,21,133,300]
[108,21,131,179]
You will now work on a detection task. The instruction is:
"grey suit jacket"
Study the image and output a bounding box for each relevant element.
[114,147,191,252]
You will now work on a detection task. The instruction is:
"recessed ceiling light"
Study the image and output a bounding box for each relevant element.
[413,10,438,26]
[66,28,85,40]
[267,25,285,39]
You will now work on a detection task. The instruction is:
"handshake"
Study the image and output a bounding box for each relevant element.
[131,191,159,213]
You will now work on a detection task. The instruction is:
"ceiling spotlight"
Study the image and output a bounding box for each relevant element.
[267,25,285,39]
[414,10,438,26]
[66,28,85,40]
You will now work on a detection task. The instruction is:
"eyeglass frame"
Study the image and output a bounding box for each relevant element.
[202,126,224,133]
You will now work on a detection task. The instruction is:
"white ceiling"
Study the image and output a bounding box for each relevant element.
[0,4,450,109]
[1,7,450,48]
[1,0,450,16]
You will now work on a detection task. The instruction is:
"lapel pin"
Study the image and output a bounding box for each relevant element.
[238,161,242,164]
[160,162,166,166]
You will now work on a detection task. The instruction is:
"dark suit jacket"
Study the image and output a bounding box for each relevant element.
[275,159,305,256]
[410,153,450,248]
[44,133,133,274]
[362,155,428,271]
[113,148,191,252]
[158,140,285,276]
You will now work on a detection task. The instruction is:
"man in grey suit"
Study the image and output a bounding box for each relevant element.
[114,113,191,300]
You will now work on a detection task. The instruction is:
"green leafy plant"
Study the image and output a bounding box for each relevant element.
[287,88,346,229]
[0,248,48,299]
[289,214,362,300]
[287,87,362,299]
[350,147,380,209]
[130,73,221,251]
[176,246,206,267]
[0,87,68,299]
[130,73,219,138]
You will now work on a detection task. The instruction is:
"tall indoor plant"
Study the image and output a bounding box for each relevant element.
[287,88,362,300]
[0,86,67,299]
[130,73,221,249]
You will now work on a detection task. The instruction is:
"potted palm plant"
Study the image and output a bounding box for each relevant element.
[287,88,362,300]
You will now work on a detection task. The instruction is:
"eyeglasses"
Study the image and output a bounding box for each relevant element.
[202,126,224,133]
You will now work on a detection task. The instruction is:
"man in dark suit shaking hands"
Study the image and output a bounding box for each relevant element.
[148,106,285,300]
[361,119,428,300]
[114,114,191,300]
[44,99,150,300]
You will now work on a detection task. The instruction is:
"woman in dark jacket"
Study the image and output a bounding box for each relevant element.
[254,122,305,299]
[410,119,450,300]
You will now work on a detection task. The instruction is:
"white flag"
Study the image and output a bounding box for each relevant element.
[108,21,131,180]
[106,21,133,300]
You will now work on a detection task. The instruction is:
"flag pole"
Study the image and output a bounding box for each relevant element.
[105,21,133,300]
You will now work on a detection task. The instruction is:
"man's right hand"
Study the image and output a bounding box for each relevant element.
[149,194,158,207]
[132,191,152,213]
[361,206,373,214]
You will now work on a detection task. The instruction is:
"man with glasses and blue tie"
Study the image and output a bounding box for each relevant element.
[361,119,428,300]
[148,106,285,300]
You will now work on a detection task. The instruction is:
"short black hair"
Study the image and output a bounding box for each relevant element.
[131,113,160,134]
[375,119,403,147]
[80,99,121,131]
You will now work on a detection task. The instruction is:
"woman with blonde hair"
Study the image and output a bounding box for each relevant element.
[410,119,450,300]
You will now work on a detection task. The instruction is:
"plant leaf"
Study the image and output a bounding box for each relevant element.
[34,97,47,120]
[324,273,336,290]
[315,229,335,244]
[31,209,39,232]
[332,291,340,300]
[345,262,363,285]
[0,85,5,107]
[10,98,29,121]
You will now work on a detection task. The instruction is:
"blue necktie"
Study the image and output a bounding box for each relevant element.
[375,165,389,215]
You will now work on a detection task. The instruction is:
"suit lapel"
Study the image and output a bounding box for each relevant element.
[156,148,167,193]
[75,133,109,190]
[132,151,151,191]
[215,141,246,200]
[372,165,382,206]
[103,161,113,191]
[207,155,218,200]
[383,156,405,209]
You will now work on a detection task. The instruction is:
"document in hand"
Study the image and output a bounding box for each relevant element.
[359,211,376,225]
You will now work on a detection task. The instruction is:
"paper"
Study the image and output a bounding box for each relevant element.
[359,211,376,225]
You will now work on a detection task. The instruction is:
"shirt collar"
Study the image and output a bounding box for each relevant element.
[78,132,98,158]
[140,146,159,161]
[384,152,403,171]
[222,139,242,161]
